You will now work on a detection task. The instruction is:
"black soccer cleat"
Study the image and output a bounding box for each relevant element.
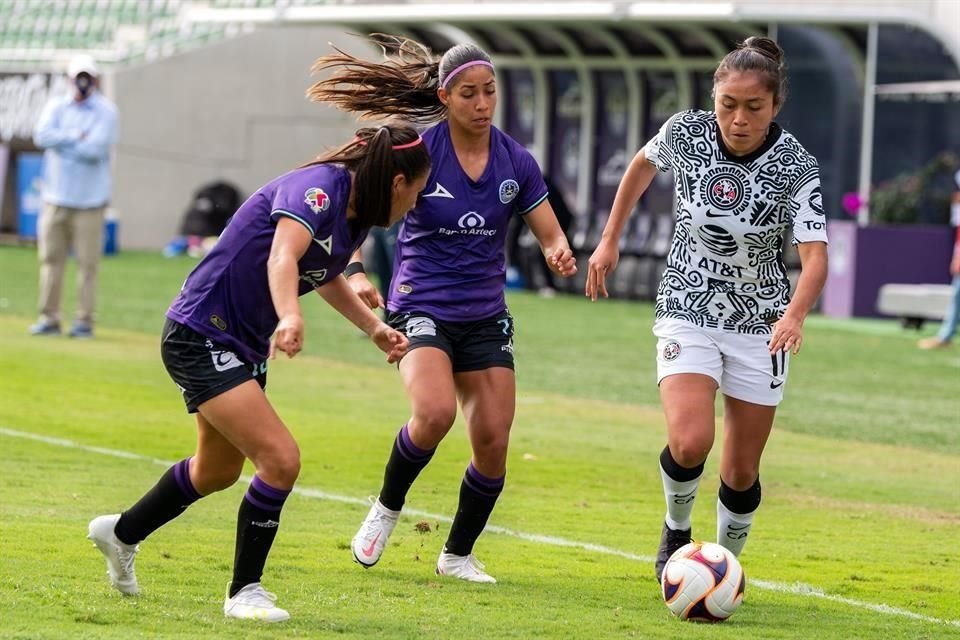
[654,522,692,583]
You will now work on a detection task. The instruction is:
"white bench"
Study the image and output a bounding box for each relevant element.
[876,283,954,329]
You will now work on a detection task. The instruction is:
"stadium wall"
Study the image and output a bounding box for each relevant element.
[111,26,368,250]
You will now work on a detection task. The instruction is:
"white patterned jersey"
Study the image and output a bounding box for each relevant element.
[644,110,828,334]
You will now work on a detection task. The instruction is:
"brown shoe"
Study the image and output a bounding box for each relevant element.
[918,337,951,350]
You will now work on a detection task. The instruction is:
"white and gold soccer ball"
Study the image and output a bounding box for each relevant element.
[661,541,745,622]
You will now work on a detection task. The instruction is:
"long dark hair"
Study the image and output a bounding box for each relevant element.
[714,36,788,108]
[307,34,495,125]
[307,123,430,228]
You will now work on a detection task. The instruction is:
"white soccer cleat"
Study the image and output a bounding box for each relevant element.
[351,498,401,568]
[223,583,290,622]
[87,514,140,595]
[436,549,497,584]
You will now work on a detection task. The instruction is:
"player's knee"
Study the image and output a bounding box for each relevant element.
[193,463,243,493]
[258,445,301,488]
[670,438,712,468]
[472,430,510,466]
[413,404,457,438]
[722,467,759,491]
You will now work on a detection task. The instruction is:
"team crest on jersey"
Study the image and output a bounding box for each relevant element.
[304,187,331,214]
[499,179,519,204]
[663,341,682,361]
[703,169,747,212]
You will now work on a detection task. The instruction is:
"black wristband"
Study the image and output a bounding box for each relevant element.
[343,261,366,278]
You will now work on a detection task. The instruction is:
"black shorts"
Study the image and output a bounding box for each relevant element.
[386,309,515,373]
[160,318,267,413]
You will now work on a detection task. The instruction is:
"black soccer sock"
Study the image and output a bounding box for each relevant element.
[114,457,202,545]
[378,423,436,511]
[230,475,290,598]
[716,477,762,557]
[659,445,704,532]
[444,463,505,557]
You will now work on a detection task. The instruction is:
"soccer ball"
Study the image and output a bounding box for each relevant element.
[661,541,745,622]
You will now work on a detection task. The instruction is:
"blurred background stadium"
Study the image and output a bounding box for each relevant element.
[1,0,959,315]
[1,3,958,636]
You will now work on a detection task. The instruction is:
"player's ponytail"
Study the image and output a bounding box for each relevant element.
[713,36,788,107]
[308,34,445,125]
[308,34,496,125]
[307,123,430,228]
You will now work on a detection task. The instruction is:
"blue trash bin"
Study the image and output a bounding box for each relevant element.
[103,211,118,255]
[17,153,44,241]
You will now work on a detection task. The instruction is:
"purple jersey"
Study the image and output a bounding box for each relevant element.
[388,121,548,321]
[167,163,368,364]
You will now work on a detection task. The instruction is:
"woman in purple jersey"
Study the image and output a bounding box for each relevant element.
[86,124,430,622]
[309,35,577,583]
[586,38,829,586]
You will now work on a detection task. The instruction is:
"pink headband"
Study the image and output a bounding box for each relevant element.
[440,60,494,90]
[391,136,424,150]
[353,135,424,150]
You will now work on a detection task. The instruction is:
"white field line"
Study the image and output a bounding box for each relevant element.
[2,426,957,628]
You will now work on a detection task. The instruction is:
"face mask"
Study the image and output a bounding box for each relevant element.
[75,73,93,98]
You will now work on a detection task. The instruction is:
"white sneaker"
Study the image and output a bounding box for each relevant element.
[351,498,401,567]
[436,549,497,583]
[87,514,139,595]
[223,583,290,622]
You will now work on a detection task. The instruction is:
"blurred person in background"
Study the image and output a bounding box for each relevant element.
[31,54,119,338]
[918,170,960,349]
[86,124,428,622]
[586,37,828,583]
[309,34,576,583]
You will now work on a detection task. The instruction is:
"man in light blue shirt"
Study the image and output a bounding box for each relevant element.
[31,54,119,338]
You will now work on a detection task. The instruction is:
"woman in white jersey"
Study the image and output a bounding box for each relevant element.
[309,35,576,583]
[586,37,829,582]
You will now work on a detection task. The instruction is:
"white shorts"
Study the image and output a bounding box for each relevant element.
[653,318,789,406]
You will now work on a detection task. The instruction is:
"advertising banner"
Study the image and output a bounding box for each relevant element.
[17,152,43,240]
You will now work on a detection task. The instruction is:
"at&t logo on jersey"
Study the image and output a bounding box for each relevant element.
[498,179,519,204]
[304,187,331,214]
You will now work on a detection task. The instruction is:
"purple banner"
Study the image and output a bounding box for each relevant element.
[641,71,679,215]
[822,220,858,317]
[593,71,629,213]
[502,68,536,151]
[548,70,581,208]
[823,219,954,317]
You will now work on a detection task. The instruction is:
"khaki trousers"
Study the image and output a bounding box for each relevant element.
[37,202,105,327]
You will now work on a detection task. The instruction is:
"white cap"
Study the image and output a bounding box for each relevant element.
[67,54,99,78]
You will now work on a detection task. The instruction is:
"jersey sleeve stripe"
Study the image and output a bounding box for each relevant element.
[518,192,549,215]
[271,209,315,236]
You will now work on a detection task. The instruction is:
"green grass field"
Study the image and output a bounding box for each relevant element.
[1,245,958,639]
